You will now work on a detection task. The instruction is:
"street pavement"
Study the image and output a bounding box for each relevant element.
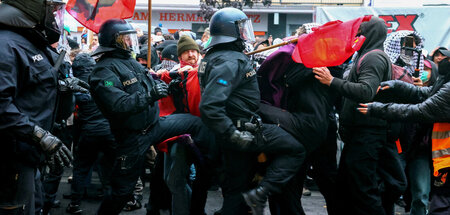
[48,169,410,215]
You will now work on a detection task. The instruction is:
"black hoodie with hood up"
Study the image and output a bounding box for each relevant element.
[329,17,392,127]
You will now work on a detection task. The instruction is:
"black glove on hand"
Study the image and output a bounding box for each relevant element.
[148,82,169,103]
[168,78,182,95]
[33,125,63,155]
[48,144,73,171]
[230,130,255,150]
[58,77,90,93]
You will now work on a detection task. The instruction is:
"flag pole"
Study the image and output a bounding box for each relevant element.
[147,0,152,69]
[246,38,298,56]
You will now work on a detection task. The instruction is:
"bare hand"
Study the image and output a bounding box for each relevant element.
[312,67,334,86]
[179,65,194,72]
[357,103,371,115]
[156,69,169,76]
[412,77,423,87]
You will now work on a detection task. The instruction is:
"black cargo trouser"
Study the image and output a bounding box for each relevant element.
[269,114,339,215]
[97,113,214,215]
[221,123,305,215]
[336,127,387,215]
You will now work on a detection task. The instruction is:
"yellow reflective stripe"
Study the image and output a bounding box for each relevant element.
[432,148,450,159]
[432,131,450,139]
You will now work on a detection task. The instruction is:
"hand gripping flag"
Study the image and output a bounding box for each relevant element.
[292,15,372,68]
[66,0,136,33]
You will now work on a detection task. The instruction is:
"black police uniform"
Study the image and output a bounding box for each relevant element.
[0,27,74,214]
[89,48,214,215]
[198,43,305,215]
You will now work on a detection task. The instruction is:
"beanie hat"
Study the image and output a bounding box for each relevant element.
[177,35,200,56]
[162,44,179,63]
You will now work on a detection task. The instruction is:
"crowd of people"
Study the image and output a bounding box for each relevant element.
[1,1,449,215]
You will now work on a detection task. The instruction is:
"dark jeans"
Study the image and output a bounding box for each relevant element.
[97,113,214,215]
[70,134,116,205]
[221,123,305,215]
[429,185,450,215]
[337,127,387,215]
[378,139,407,215]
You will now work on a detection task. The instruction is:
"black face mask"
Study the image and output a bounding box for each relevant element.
[438,57,450,76]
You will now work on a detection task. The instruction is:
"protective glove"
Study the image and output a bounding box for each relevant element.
[47,145,73,171]
[33,125,63,155]
[32,126,73,168]
[58,77,90,93]
[148,82,169,103]
[230,130,255,150]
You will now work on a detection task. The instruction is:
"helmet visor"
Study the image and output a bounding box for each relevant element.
[117,32,140,54]
[47,1,65,35]
[237,19,255,43]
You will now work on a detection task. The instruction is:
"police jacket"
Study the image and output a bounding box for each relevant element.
[73,54,112,137]
[369,78,450,123]
[89,48,159,133]
[199,44,259,137]
[329,17,391,128]
[0,27,59,166]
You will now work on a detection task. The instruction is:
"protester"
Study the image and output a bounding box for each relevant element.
[154,44,179,72]
[313,16,405,215]
[256,22,343,215]
[383,30,430,215]
[89,34,99,52]
[359,47,450,215]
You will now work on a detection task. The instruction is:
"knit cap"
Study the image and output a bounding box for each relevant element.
[162,44,179,63]
[177,35,200,56]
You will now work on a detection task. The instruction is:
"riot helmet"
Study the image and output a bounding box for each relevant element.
[98,19,140,54]
[207,7,255,49]
[0,0,66,44]
[44,0,66,44]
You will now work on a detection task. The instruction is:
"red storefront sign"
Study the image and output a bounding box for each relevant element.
[132,11,261,24]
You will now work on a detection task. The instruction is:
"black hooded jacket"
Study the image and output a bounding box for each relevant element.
[329,17,392,128]
[73,53,112,137]
[369,59,450,123]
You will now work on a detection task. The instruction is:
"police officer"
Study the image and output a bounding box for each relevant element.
[0,0,86,214]
[198,8,305,215]
[89,19,214,215]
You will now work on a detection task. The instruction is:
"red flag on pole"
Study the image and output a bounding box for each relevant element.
[66,0,136,33]
[292,15,372,68]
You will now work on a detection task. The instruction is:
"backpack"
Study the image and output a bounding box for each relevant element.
[356,49,414,84]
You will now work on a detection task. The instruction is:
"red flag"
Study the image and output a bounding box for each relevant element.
[66,0,136,33]
[292,15,372,68]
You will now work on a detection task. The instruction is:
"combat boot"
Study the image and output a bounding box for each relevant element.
[242,186,269,215]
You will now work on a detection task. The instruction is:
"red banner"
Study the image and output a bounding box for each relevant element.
[66,0,136,33]
[292,16,372,68]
